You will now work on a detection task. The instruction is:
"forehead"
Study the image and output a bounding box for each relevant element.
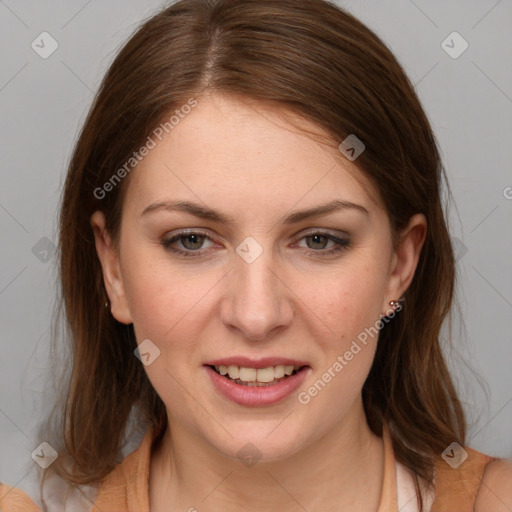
[123,94,382,218]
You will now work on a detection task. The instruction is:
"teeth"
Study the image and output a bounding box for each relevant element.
[283,365,295,376]
[239,367,257,382]
[215,364,301,383]
[256,367,274,383]
[273,365,285,379]
[227,365,239,379]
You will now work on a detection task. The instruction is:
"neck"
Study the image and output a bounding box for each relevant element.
[149,397,384,512]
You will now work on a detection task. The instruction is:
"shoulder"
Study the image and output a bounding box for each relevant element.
[431,445,496,511]
[0,481,41,511]
[474,458,512,512]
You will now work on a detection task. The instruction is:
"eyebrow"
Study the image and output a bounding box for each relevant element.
[140,199,369,224]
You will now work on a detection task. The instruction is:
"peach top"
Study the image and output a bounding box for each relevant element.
[0,423,494,511]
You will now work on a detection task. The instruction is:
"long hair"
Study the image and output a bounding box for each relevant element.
[40,1,466,509]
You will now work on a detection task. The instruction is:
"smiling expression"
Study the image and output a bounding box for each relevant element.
[92,93,423,461]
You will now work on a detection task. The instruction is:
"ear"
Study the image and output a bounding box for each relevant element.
[381,213,427,315]
[90,210,133,324]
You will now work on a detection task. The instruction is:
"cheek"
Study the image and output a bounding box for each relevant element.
[297,280,381,425]
[127,274,198,339]
[120,247,217,419]
[295,261,385,407]
[306,262,386,346]
[119,238,214,341]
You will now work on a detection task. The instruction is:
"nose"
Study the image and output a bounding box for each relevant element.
[220,248,294,341]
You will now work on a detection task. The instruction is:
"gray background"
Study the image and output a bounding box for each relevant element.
[1,0,511,499]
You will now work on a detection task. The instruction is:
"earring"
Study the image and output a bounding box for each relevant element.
[379,297,404,319]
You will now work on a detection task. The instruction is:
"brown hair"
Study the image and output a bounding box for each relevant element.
[41,0,466,509]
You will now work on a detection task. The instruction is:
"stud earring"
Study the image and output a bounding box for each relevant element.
[379,297,404,319]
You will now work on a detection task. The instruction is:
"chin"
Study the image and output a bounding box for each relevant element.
[210,426,308,465]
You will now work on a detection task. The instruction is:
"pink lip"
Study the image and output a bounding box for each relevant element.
[204,356,310,369]
[204,365,310,406]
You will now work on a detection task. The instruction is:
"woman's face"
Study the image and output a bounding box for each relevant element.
[92,93,425,462]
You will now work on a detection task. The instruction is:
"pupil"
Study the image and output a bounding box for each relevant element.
[309,234,327,249]
[183,234,203,250]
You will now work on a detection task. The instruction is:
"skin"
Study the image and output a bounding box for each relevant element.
[91,93,428,511]
[475,459,512,512]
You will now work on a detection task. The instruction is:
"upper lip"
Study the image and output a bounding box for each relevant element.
[204,356,310,369]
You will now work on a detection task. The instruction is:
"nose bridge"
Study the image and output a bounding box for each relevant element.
[222,239,293,340]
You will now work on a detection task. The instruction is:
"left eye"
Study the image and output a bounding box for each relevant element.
[297,233,342,250]
[161,230,350,257]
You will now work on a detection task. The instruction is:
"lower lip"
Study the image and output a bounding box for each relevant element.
[204,365,310,406]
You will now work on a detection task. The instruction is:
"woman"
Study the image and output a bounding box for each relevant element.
[1,0,511,510]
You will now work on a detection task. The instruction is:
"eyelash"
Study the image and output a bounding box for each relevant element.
[160,230,351,258]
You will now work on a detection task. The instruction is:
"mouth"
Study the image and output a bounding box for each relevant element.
[207,364,306,387]
[204,362,311,406]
